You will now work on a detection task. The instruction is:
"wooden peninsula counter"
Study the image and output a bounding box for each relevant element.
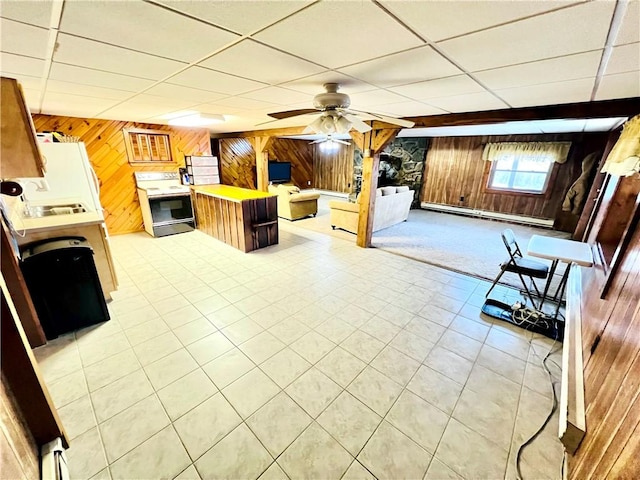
[192,185,278,253]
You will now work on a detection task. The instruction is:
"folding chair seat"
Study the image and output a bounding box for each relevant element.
[486,229,549,307]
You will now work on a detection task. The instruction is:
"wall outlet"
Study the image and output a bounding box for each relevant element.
[459,195,464,202]
[307,180,311,186]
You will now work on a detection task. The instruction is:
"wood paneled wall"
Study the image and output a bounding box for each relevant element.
[268,138,313,188]
[218,137,314,189]
[0,376,39,480]
[568,174,640,478]
[313,143,354,193]
[31,115,211,235]
[421,133,608,229]
[218,138,256,189]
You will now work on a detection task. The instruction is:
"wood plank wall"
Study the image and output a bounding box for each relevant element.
[567,177,640,478]
[0,376,39,479]
[268,138,313,188]
[218,138,256,189]
[313,143,354,193]
[31,115,211,235]
[217,137,314,189]
[421,133,608,229]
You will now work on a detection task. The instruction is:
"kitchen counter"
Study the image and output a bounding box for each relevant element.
[9,197,104,234]
[192,186,278,252]
[192,185,275,202]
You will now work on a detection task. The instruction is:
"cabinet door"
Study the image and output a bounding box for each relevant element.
[0,78,45,179]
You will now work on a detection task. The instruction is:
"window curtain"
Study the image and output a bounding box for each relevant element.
[601,114,640,177]
[482,142,572,164]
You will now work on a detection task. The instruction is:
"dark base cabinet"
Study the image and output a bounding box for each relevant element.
[20,237,110,340]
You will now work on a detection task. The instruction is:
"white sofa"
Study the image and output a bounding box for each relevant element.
[328,186,414,234]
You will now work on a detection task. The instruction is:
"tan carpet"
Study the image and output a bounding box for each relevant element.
[290,195,571,292]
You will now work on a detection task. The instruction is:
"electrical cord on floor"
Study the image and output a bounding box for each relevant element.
[515,336,560,480]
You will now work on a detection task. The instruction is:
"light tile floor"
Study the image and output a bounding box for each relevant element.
[34,221,564,480]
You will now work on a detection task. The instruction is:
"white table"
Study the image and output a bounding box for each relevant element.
[527,235,593,311]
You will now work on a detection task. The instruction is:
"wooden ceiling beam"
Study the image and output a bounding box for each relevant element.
[404,98,640,128]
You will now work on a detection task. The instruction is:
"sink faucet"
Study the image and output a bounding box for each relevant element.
[19,179,50,217]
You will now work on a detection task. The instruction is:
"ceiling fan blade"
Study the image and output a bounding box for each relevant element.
[350,109,415,128]
[343,114,372,133]
[267,108,319,120]
[309,139,324,144]
[334,139,351,145]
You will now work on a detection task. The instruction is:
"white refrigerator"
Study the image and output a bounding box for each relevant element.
[17,142,103,215]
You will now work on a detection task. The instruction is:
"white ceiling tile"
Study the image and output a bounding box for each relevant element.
[426,91,508,112]
[21,87,41,113]
[155,0,314,35]
[372,101,448,117]
[145,83,227,103]
[438,2,615,72]
[59,1,240,63]
[0,52,44,77]
[255,1,423,69]
[347,89,412,108]
[338,46,462,87]
[98,102,186,121]
[280,72,376,95]
[129,94,198,109]
[191,102,245,116]
[41,91,118,118]
[606,43,640,75]
[46,80,133,100]
[0,18,49,58]
[389,75,484,100]
[54,34,186,80]
[49,63,154,91]
[595,71,640,100]
[497,78,595,108]
[199,39,324,84]
[239,86,311,105]
[615,0,640,46]
[6,74,41,91]
[213,96,279,112]
[168,66,266,95]
[0,0,53,27]
[475,50,602,90]
[379,0,577,42]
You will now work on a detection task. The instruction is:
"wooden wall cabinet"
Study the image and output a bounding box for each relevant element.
[0,77,45,179]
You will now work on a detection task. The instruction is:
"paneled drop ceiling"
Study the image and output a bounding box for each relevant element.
[0,0,638,134]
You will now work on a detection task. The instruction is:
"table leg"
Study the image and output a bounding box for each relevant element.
[553,264,571,302]
[552,266,571,321]
[539,259,558,310]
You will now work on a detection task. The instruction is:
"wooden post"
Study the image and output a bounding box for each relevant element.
[252,136,270,192]
[357,148,380,248]
[355,128,401,248]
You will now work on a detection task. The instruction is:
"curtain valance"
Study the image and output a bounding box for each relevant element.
[482,142,572,164]
[601,114,640,177]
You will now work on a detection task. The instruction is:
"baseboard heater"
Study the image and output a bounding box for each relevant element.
[421,202,555,228]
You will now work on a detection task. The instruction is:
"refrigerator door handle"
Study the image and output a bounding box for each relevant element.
[89,164,100,198]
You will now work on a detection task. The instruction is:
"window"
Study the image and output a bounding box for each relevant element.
[123,128,173,163]
[487,152,555,194]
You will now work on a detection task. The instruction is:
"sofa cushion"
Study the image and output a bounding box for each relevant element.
[396,186,410,193]
[278,184,300,194]
[381,186,396,196]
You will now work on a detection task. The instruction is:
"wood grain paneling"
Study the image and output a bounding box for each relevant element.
[268,138,313,188]
[566,173,640,479]
[219,138,256,189]
[0,376,39,480]
[421,133,608,229]
[193,190,277,252]
[31,114,211,235]
[313,143,354,193]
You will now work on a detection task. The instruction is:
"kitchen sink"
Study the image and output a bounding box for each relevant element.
[25,203,87,218]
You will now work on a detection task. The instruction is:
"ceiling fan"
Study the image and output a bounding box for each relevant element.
[263,83,415,134]
[309,134,350,146]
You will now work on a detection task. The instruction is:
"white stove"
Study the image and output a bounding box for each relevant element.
[134,171,195,237]
[134,172,190,197]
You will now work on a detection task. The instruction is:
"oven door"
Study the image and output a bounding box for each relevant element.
[148,194,194,224]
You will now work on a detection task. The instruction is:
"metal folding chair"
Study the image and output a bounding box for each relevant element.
[486,229,549,307]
